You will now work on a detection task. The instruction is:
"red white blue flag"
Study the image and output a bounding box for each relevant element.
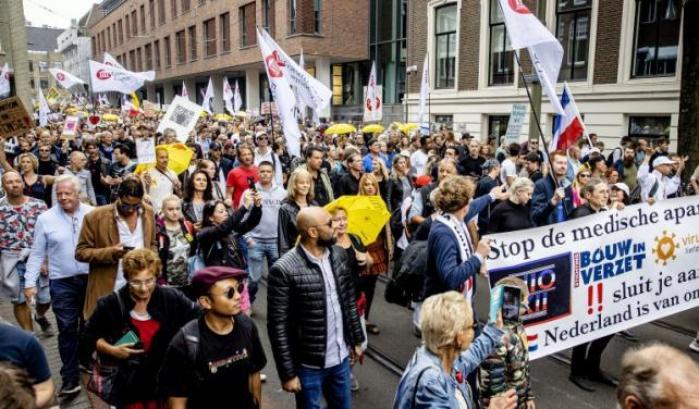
[550,83,585,152]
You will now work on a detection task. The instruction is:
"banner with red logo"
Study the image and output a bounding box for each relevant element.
[49,68,85,90]
[485,197,699,359]
[363,61,382,122]
[88,60,147,94]
[103,53,155,82]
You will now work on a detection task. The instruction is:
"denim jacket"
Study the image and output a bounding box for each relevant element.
[393,324,504,409]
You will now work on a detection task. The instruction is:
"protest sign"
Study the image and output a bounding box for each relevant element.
[62,116,79,139]
[504,104,527,144]
[136,137,156,165]
[485,197,699,360]
[156,95,203,143]
[0,97,32,139]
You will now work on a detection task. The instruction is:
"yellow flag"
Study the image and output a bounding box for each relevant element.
[130,92,140,111]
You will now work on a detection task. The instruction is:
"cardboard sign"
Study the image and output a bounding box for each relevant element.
[62,116,79,139]
[260,101,278,116]
[155,96,203,143]
[0,97,33,139]
[136,137,156,164]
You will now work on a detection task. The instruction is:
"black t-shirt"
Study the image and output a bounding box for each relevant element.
[37,159,57,176]
[159,315,266,409]
[459,155,486,178]
[0,323,51,384]
[486,200,534,234]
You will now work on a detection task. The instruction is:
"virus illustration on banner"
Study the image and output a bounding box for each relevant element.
[653,231,680,265]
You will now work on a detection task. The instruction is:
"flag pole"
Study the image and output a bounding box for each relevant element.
[427,52,431,135]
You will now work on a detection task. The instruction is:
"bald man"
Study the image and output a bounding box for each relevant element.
[267,207,365,409]
[617,344,699,409]
[53,150,96,205]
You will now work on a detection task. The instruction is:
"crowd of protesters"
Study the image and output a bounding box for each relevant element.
[0,104,698,409]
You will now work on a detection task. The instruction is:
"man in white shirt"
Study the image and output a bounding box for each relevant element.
[410,136,430,176]
[637,154,682,204]
[500,143,520,187]
[144,147,180,214]
[253,131,283,185]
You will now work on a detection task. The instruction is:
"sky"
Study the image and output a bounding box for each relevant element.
[23,0,96,29]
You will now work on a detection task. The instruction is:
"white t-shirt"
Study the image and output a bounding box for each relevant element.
[410,150,429,176]
[500,158,517,185]
[147,168,177,214]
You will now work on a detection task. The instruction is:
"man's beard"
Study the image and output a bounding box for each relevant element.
[623,156,635,167]
[317,235,337,248]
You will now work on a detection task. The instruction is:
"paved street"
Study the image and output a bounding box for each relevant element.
[2,273,699,408]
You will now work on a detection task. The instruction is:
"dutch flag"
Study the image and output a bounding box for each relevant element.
[527,333,539,352]
[549,82,586,152]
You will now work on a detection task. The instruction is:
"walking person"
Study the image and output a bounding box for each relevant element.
[277,168,317,256]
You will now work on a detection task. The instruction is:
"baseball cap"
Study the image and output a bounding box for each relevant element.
[415,175,432,188]
[191,266,248,297]
[611,183,630,197]
[653,156,676,167]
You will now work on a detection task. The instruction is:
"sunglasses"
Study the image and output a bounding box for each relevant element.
[257,136,269,141]
[118,202,141,212]
[212,282,246,299]
[315,220,334,229]
[579,173,591,178]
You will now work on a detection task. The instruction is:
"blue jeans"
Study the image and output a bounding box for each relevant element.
[12,262,50,305]
[49,275,88,386]
[295,358,352,409]
[247,239,279,304]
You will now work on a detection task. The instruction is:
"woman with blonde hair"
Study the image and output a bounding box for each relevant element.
[277,167,316,255]
[486,177,535,234]
[16,153,51,203]
[572,164,591,208]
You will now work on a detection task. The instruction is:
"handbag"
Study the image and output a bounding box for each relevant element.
[0,249,30,299]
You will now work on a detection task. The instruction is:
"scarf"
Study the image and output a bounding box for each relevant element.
[436,213,475,301]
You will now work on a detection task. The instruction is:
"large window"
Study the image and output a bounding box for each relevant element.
[132,10,138,36]
[632,0,681,78]
[158,0,166,24]
[164,36,172,67]
[488,114,510,142]
[118,20,124,44]
[188,25,197,60]
[182,0,190,13]
[204,18,216,56]
[144,44,152,70]
[489,0,514,85]
[171,0,177,18]
[140,5,146,34]
[125,15,130,39]
[368,0,407,105]
[628,115,670,139]
[289,0,297,34]
[154,40,161,70]
[435,4,457,89]
[331,64,343,106]
[556,0,591,81]
[176,30,186,63]
[240,3,256,47]
[149,0,156,29]
[220,13,230,52]
[262,0,274,35]
[137,47,143,71]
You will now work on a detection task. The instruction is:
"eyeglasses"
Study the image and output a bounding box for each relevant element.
[579,173,591,178]
[118,201,141,212]
[257,136,269,141]
[210,282,245,299]
[128,277,156,289]
[314,220,334,229]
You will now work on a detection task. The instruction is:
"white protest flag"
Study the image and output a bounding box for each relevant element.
[257,27,307,157]
[0,64,11,98]
[417,54,430,136]
[295,49,307,122]
[363,61,382,122]
[98,93,109,106]
[201,77,214,114]
[37,87,50,127]
[257,27,331,112]
[222,77,235,114]
[103,52,155,82]
[497,0,564,115]
[181,81,189,99]
[89,60,147,94]
[233,80,243,113]
[48,68,85,89]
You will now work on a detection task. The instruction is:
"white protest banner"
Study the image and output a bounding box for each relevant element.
[136,137,156,165]
[89,60,147,94]
[504,104,527,144]
[156,95,204,143]
[485,197,699,360]
[62,116,79,139]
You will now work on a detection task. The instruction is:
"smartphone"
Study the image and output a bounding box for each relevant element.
[123,246,135,252]
[115,330,140,346]
[502,285,522,322]
[247,176,256,192]
[489,285,504,323]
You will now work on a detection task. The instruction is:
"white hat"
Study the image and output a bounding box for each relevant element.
[611,182,630,197]
[653,156,676,167]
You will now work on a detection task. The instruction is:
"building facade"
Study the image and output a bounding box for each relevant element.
[26,26,65,99]
[0,0,32,109]
[405,0,683,151]
[58,15,93,88]
[88,0,377,119]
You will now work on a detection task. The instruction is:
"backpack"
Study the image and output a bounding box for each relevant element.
[384,240,428,307]
[180,320,205,383]
[606,147,621,168]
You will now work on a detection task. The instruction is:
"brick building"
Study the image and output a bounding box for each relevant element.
[405,0,684,151]
[88,0,395,120]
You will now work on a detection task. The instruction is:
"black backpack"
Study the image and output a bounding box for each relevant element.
[384,240,428,307]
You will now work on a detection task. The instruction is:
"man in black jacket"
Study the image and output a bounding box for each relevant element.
[267,207,365,409]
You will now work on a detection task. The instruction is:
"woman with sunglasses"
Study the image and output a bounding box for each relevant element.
[572,164,592,208]
[80,249,200,408]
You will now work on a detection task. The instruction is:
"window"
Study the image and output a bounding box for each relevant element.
[28,61,33,72]
[40,80,48,89]
[129,49,136,69]
[137,47,143,71]
[164,35,172,67]
[220,12,230,52]
[489,0,514,85]
[175,30,185,63]
[107,26,112,49]
[239,3,256,47]
[262,0,274,35]
[556,0,591,81]
[131,10,138,36]
[289,0,297,34]
[150,0,156,28]
[117,20,123,44]
[434,115,453,128]
[628,116,670,139]
[140,5,146,34]
[154,40,161,69]
[488,115,510,142]
[30,79,35,89]
[182,0,190,12]
[145,43,152,70]
[54,62,63,69]
[331,64,343,105]
[39,61,48,72]
[158,0,166,24]
[435,4,457,88]
[112,23,117,47]
[171,0,177,18]
[188,25,197,60]
[314,0,322,33]
[632,0,681,78]
[204,18,216,56]
[125,15,130,39]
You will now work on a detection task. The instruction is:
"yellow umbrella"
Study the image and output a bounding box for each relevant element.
[362,124,385,134]
[214,113,234,121]
[134,143,194,175]
[325,123,357,135]
[102,113,120,122]
[325,195,390,245]
[399,123,418,134]
[234,111,247,118]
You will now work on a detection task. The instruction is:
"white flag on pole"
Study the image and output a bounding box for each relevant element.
[181,80,189,99]
[89,60,147,94]
[257,27,331,112]
[0,64,11,98]
[202,77,214,114]
[363,61,382,122]
[233,80,243,113]
[417,54,430,135]
[257,27,306,157]
[103,52,155,82]
[222,76,234,114]
[497,0,564,115]
[49,68,85,89]
[38,87,50,127]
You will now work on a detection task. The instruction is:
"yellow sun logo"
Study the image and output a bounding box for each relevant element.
[653,231,680,265]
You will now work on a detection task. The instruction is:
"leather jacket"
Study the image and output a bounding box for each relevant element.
[277,199,317,256]
[197,204,262,269]
[267,245,365,382]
